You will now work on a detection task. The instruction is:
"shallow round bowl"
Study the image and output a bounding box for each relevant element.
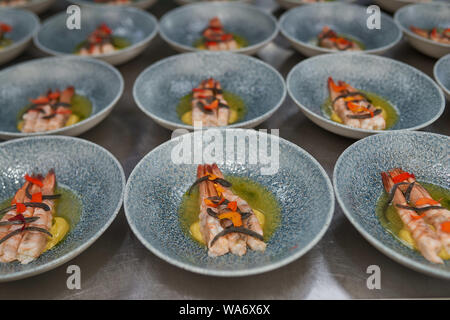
[334,131,450,279]
[0,0,56,14]
[133,52,286,130]
[0,136,125,282]
[34,6,158,65]
[0,8,39,65]
[159,2,278,55]
[375,0,445,13]
[279,3,402,57]
[434,54,450,100]
[125,129,334,276]
[286,53,445,139]
[0,56,124,140]
[394,3,450,59]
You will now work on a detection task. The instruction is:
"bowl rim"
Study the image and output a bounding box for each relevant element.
[394,2,450,49]
[0,56,124,138]
[33,6,159,59]
[124,128,335,277]
[333,131,450,279]
[67,0,157,6]
[286,53,446,135]
[279,2,403,55]
[0,8,40,54]
[158,1,279,54]
[132,51,287,130]
[433,54,450,97]
[0,135,126,282]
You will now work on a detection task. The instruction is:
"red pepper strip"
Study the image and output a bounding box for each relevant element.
[206,41,218,47]
[441,222,450,233]
[392,172,415,184]
[24,174,44,187]
[204,100,219,110]
[410,213,426,220]
[8,213,25,222]
[221,34,233,41]
[47,91,60,100]
[31,192,43,203]
[415,198,440,207]
[218,211,243,227]
[204,199,219,208]
[0,23,12,33]
[100,23,112,35]
[31,97,50,105]
[227,201,237,212]
[192,88,205,93]
[56,109,72,115]
[15,203,26,214]
[431,28,438,38]
[347,102,373,117]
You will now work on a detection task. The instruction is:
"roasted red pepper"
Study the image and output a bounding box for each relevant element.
[24,174,44,187]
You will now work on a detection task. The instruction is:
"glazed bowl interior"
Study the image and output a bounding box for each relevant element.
[395,3,450,47]
[279,3,401,53]
[35,6,158,56]
[0,57,123,137]
[434,54,450,97]
[334,132,450,279]
[0,8,39,49]
[287,53,445,133]
[125,129,334,276]
[133,52,286,129]
[159,2,277,52]
[0,136,125,282]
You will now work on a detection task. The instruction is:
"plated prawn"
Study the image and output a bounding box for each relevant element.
[410,26,450,45]
[317,26,363,51]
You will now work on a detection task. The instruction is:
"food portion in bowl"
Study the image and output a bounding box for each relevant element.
[0,170,81,265]
[410,26,450,45]
[379,168,450,264]
[0,23,12,50]
[75,23,130,56]
[17,86,92,133]
[194,17,247,51]
[180,163,280,257]
[324,77,397,130]
[316,26,363,51]
[177,78,246,126]
[0,0,29,6]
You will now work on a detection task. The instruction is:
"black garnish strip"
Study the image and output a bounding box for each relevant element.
[0,226,52,245]
[395,204,444,213]
[187,176,209,195]
[0,202,51,215]
[332,92,372,107]
[207,208,218,218]
[25,183,61,200]
[210,227,264,247]
[347,108,382,119]
[404,182,415,204]
[386,182,410,204]
[213,178,232,188]
[0,217,40,227]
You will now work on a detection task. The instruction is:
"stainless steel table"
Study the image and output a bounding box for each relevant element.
[0,0,449,299]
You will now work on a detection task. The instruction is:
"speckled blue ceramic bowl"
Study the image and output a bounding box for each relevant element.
[133,52,286,130]
[34,6,158,65]
[287,53,445,139]
[67,0,158,10]
[0,56,124,140]
[375,0,446,13]
[159,2,278,55]
[395,3,450,58]
[125,129,334,276]
[434,54,450,100]
[176,0,252,4]
[0,8,39,66]
[279,3,402,57]
[0,136,126,282]
[276,0,355,10]
[0,0,56,14]
[334,131,450,279]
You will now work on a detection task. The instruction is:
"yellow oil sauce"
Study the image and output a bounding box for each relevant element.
[177,91,246,126]
[0,186,82,252]
[0,38,13,50]
[179,176,281,246]
[194,34,248,50]
[376,182,450,259]
[322,90,399,129]
[17,94,93,131]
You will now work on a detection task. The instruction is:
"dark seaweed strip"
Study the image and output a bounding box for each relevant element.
[0,216,40,227]
[187,175,232,195]
[0,226,52,245]
[347,108,382,119]
[404,182,415,204]
[23,202,51,211]
[218,103,229,109]
[332,91,372,107]
[213,178,232,188]
[0,205,15,215]
[395,204,444,212]
[386,182,410,204]
[25,183,61,200]
[187,176,209,195]
[210,227,264,247]
[207,208,218,218]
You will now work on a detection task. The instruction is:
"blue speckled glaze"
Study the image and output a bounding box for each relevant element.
[434,54,450,98]
[159,2,278,53]
[66,0,158,9]
[279,3,402,54]
[395,3,450,48]
[0,136,126,282]
[34,6,158,57]
[287,53,445,135]
[125,129,334,276]
[334,132,450,279]
[0,8,39,59]
[0,56,124,138]
[133,52,286,130]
